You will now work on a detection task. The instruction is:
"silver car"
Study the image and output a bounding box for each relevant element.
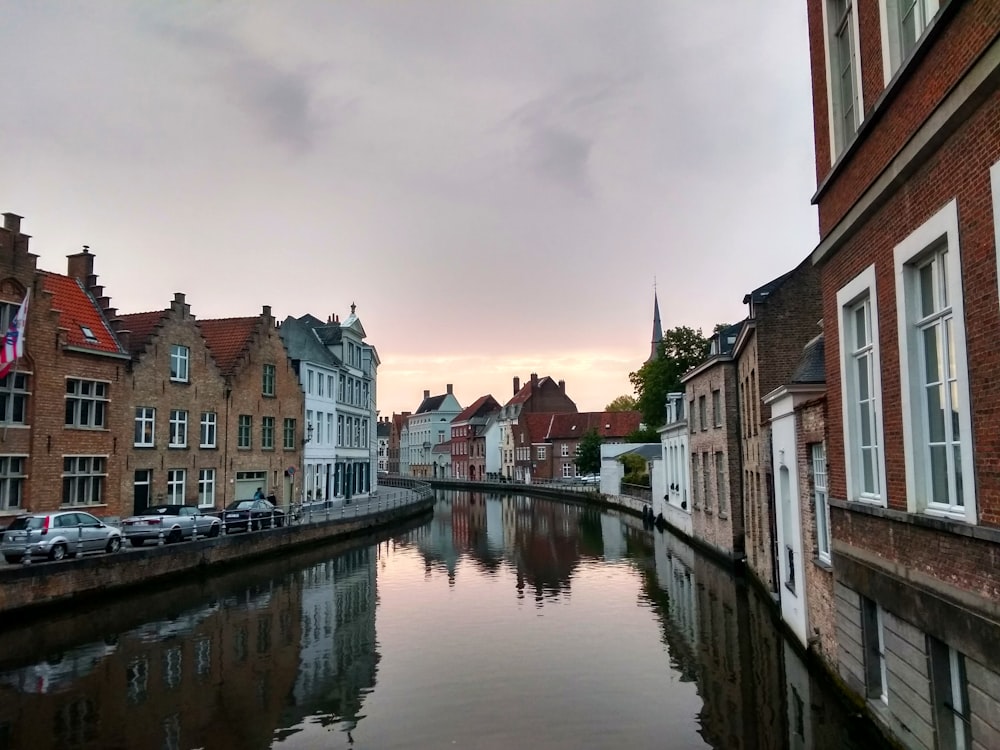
[1,511,122,563]
[120,504,221,546]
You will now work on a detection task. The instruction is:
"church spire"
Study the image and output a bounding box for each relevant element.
[647,283,662,363]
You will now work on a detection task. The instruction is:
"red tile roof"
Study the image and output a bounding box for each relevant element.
[116,310,168,355]
[198,317,259,377]
[454,394,501,423]
[547,411,641,440]
[521,413,556,443]
[39,272,124,355]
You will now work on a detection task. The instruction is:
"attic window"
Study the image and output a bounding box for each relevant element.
[571,425,577,430]
[605,424,611,429]
[80,325,98,343]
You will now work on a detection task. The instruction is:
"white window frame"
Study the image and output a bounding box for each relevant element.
[0,371,29,425]
[198,468,215,508]
[200,412,217,448]
[65,378,109,429]
[991,159,1000,312]
[822,0,864,159]
[167,469,186,504]
[838,265,888,506]
[812,442,832,564]
[168,409,188,448]
[895,199,975,523]
[170,345,189,382]
[562,462,573,478]
[134,406,155,447]
[261,416,275,450]
[877,0,941,83]
[262,363,276,397]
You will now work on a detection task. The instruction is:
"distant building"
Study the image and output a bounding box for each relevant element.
[658,392,692,537]
[450,395,501,480]
[406,385,462,478]
[497,373,577,480]
[376,417,391,474]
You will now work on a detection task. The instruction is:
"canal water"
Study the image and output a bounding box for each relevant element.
[0,490,889,749]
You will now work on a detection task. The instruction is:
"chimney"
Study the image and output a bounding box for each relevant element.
[446,383,453,395]
[67,245,95,285]
[403,411,411,418]
[530,373,538,387]
[3,213,21,233]
[558,379,565,392]
[513,377,520,395]
[423,390,430,400]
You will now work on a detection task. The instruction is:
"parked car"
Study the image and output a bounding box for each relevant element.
[220,499,285,533]
[0,511,122,563]
[120,504,222,546]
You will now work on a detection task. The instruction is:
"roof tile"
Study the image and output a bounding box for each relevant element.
[198,317,259,377]
[39,272,123,355]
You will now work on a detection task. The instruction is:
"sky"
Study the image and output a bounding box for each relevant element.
[1,1,819,417]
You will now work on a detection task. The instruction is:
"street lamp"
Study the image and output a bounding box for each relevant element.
[304,423,314,444]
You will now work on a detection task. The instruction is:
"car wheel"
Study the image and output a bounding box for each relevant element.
[168,528,183,544]
[4,554,20,564]
[49,544,67,561]
[106,536,122,554]
[208,523,220,538]
[130,538,145,548]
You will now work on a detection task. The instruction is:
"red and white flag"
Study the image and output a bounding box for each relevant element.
[0,290,30,378]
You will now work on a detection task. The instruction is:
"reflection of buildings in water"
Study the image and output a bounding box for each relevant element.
[288,546,378,735]
[0,638,119,696]
[650,531,699,682]
[0,577,304,750]
[485,496,504,552]
[601,513,626,561]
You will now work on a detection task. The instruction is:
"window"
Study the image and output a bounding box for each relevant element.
[702,452,710,510]
[198,469,215,507]
[134,407,155,447]
[170,345,189,382]
[880,0,940,79]
[838,266,887,505]
[307,369,314,395]
[0,372,28,424]
[825,0,862,156]
[699,395,707,431]
[715,452,726,515]
[169,410,188,448]
[200,412,217,448]
[536,446,546,461]
[562,462,574,478]
[860,597,888,705]
[283,418,296,450]
[0,456,25,510]
[326,413,333,444]
[238,415,251,449]
[689,400,696,434]
[63,456,106,506]
[263,364,276,397]
[317,371,324,397]
[261,416,275,450]
[813,443,832,564]
[692,453,700,508]
[895,201,974,522]
[167,469,186,504]
[712,389,722,428]
[65,379,108,429]
[928,637,971,750]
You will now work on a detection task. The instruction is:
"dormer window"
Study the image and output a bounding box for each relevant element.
[80,325,98,343]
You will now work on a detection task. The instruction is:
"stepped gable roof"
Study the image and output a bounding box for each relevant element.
[790,334,825,385]
[39,271,124,355]
[454,394,501,423]
[415,393,447,414]
[548,411,641,440]
[506,375,555,406]
[198,317,259,377]
[116,310,169,355]
[521,413,555,442]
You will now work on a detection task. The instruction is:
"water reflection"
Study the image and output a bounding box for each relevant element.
[0,492,887,749]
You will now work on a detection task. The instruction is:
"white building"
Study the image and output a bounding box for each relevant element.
[659,392,692,537]
[405,385,462,478]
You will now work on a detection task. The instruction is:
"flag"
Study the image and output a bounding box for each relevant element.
[0,290,30,379]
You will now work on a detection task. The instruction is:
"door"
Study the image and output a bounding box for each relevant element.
[133,470,151,515]
[78,512,105,551]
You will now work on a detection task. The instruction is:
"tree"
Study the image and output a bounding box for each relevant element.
[574,428,602,477]
[605,394,638,412]
[626,426,659,443]
[629,326,710,428]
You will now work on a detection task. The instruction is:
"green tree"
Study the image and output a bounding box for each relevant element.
[619,453,649,486]
[574,428,602,477]
[605,394,638,412]
[629,326,710,428]
[625,426,659,443]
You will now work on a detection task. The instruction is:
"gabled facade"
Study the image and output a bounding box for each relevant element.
[406,385,462,478]
[498,373,577,481]
[376,417,391,474]
[682,323,744,563]
[117,293,230,513]
[806,3,1000,746]
[734,260,821,593]
[389,411,408,475]
[198,307,303,507]
[0,219,132,519]
[450,394,501,480]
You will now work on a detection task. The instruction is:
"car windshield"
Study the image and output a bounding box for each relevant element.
[6,516,44,531]
[230,501,255,510]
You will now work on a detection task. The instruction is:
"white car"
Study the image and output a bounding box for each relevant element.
[121,504,221,546]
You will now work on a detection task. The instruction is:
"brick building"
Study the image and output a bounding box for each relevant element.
[450,394,501,480]
[117,292,230,515]
[735,260,821,593]
[498,373,577,480]
[806,1,1000,746]
[681,323,744,563]
[388,411,408,475]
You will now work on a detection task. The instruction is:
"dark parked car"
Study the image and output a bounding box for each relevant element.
[221,499,285,533]
[121,504,222,546]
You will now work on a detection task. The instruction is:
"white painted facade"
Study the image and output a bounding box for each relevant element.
[483,416,501,479]
[659,392,692,537]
